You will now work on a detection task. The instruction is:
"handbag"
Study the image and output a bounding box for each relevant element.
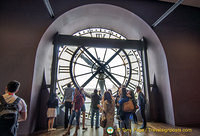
[123,99,134,112]
[100,111,107,128]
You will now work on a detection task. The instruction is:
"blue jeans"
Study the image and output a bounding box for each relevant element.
[140,108,146,127]
[81,104,86,112]
[69,110,81,125]
[120,117,131,129]
[91,108,99,127]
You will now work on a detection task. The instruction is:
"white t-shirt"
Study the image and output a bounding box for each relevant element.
[1,93,27,119]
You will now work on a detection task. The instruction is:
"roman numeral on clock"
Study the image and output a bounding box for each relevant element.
[132,67,139,75]
[65,48,74,56]
[96,33,106,38]
[58,65,70,73]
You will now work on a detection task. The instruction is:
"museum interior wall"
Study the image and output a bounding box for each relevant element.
[0,0,199,135]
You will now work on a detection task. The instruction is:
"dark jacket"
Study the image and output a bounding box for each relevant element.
[91,93,101,110]
[47,98,58,108]
[138,92,146,110]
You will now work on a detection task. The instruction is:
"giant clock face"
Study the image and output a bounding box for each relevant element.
[56,28,143,103]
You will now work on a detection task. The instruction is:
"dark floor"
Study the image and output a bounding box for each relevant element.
[31,122,200,136]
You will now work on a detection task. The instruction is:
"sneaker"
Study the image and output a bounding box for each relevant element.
[116,115,120,120]
[91,126,93,128]
[51,128,56,131]
[82,127,88,130]
[63,130,70,136]
[95,126,99,129]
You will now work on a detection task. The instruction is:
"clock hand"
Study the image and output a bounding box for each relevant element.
[80,51,105,94]
[80,54,98,69]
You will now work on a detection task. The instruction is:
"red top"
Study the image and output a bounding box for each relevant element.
[8,92,14,95]
[73,93,84,110]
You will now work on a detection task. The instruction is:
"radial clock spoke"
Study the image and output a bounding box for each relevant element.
[75,71,93,78]
[74,61,92,68]
[110,63,127,69]
[103,49,122,67]
[103,48,107,62]
[94,48,99,59]
[110,72,127,78]
[104,69,121,86]
[81,68,101,87]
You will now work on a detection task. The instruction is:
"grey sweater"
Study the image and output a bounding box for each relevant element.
[63,87,74,102]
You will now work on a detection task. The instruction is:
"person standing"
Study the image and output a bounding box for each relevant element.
[108,89,115,101]
[101,91,115,136]
[0,80,27,136]
[136,86,146,129]
[90,89,101,129]
[127,90,138,124]
[63,83,74,129]
[63,88,84,136]
[47,93,58,131]
[80,88,88,130]
[115,88,121,128]
[118,87,131,136]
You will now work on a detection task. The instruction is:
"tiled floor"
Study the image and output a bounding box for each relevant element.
[31,122,200,136]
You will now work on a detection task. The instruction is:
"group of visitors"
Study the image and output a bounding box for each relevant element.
[116,85,146,135]
[95,85,146,136]
[0,80,146,136]
[62,84,88,136]
[46,83,147,136]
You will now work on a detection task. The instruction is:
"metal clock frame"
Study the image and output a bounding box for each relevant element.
[52,31,150,103]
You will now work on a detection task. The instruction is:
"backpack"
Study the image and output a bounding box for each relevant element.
[0,95,21,136]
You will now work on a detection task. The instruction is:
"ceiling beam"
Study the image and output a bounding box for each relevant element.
[53,34,144,50]
[43,0,54,18]
[159,0,200,8]
[152,0,184,27]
